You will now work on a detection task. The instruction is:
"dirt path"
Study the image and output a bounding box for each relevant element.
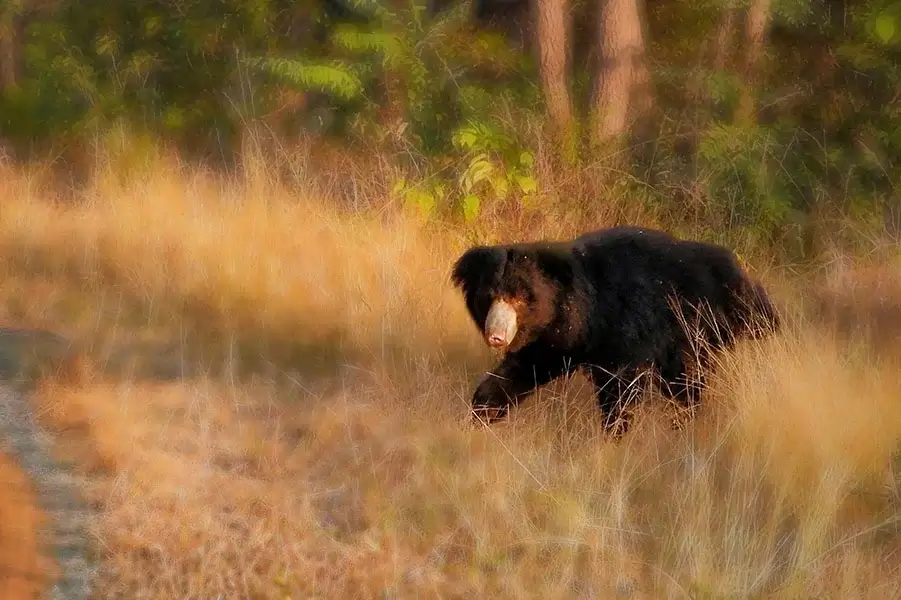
[0,452,52,599]
[0,328,95,600]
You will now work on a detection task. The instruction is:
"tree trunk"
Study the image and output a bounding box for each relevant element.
[737,0,772,123]
[829,0,846,38]
[0,9,17,92]
[590,0,650,153]
[533,0,573,142]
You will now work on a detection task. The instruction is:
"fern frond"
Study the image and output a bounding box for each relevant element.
[424,0,474,40]
[246,56,364,101]
[331,25,406,66]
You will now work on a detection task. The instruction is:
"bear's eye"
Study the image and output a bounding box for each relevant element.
[509,295,529,310]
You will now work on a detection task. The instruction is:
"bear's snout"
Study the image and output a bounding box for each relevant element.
[487,331,508,348]
[484,299,519,348]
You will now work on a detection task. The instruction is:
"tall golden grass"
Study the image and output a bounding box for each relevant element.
[2,142,901,598]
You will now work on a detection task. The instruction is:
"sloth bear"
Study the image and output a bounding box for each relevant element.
[451,225,780,437]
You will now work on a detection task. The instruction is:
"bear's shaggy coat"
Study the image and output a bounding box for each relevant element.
[451,226,780,436]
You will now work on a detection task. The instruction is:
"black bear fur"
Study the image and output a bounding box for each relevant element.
[451,225,781,437]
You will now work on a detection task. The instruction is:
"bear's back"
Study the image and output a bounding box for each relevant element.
[574,226,737,268]
[571,226,749,303]
[572,226,683,277]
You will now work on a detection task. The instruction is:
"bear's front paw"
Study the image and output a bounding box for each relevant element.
[469,404,509,427]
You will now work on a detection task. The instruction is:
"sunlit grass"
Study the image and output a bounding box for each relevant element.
[2,142,900,598]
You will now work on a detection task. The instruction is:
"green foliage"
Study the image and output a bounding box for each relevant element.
[248,57,364,101]
[388,119,539,222]
[391,176,446,221]
[865,1,901,49]
[331,25,406,65]
[451,121,539,221]
[1,0,282,150]
[241,0,540,157]
[2,0,901,256]
[697,123,795,236]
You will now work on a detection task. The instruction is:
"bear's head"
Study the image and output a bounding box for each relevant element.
[450,243,574,352]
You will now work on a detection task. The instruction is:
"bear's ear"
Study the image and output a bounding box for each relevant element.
[451,246,506,294]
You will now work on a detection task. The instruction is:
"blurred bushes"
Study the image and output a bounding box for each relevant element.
[1,0,900,260]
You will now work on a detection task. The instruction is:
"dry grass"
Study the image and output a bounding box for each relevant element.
[2,144,901,599]
[0,453,54,600]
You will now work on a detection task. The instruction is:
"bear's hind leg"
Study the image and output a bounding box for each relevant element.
[659,354,706,430]
[588,366,644,439]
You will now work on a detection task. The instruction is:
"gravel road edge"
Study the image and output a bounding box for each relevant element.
[0,327,96,600]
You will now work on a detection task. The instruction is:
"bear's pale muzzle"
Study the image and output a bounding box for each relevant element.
[484,299,518,348]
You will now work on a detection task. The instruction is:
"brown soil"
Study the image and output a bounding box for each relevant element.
[0,452,54,600]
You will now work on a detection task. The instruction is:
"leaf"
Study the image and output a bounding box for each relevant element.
[452,126,479,150]
[248,57,363,101]
[875,14,896,44]
[163,107,185,130]
[518,151,535,168]
[462,194,481,222]
[490,174,509,199]
[391,178,407,195]
[125,51,157,81]
[514,174,538,194]
[331,26,405,66]
[345,0,392,21]
[94,33,119,58]
[143,17,163,37]
[404,188,436,219]
[460,154,494,192]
